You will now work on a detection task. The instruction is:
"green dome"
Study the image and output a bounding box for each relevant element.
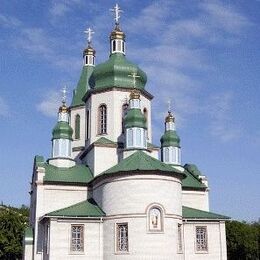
[91,53,147,90]
[52,121,73,140]
[160,130,180,148]
[124,108,147,129]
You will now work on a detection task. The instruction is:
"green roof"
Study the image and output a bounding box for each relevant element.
[24,227,34,245]
[182,164,206,190]
[102,150,186,178]
[52,121,73,140]
[124,108,147,129]
[93,137,117,145]
[182,206,230,220]
[92,53,147,90]
[35,157,93,184]
[71,66,94,107]
[160,130,180,147]
[46,199,105,218]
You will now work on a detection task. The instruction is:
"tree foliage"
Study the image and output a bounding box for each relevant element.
[0,205,29,260]
[226,220,259,260]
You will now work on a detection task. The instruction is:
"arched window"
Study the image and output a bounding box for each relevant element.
[148,207,163,232]
[112,40,116,52]
[75,114,80,139]
[86,110,90,140]
[99,104,107,134]
[122,103,128,133]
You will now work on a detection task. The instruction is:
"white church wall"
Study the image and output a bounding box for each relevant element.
[48,219,103,260]
[93,174,182,216]
[88,90,152,146]
[39,185,88,217]
[182,190,209,211]
[23,243,33,260]
[183,221,227,260]
[102,217,183,260]
[82,146,118,176]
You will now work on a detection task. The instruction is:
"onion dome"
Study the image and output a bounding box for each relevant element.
[91,5,147,90]
[160,130,180,148]
[124,90,147,129]
[52,121,73,140]
[124,109,147,129]
[52,104,73,141]
[91,53,147,90]
[160,112,180,148]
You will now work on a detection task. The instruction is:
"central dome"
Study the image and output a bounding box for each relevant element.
[91,53,147,90]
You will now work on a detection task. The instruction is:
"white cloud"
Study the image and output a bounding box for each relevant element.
[37,90,60,117]
[200,1,251,34]
[0,97,9,117]
[204,92,242,142]
[49,0,84,18]
[0,14,22,28]
[14,27,81,72]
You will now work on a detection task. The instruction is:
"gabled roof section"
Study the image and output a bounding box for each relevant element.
[45,199,105,218]
[71,66,94,107]
[34,156,93,185]
[182,164,206,190]
[93,137,117,146]
[182,206,230,220]
[102,150,186,178]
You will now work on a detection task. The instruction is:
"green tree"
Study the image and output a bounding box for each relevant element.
[0,205,29,260]
[226,220,259,260]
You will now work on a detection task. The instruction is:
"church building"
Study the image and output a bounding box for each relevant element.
[23,4,229,260]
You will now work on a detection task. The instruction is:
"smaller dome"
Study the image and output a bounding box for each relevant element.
[124,109,147,129]
[52,121,73,140]
[160,130,180,148]
[165,111,175,123]
[59,104,69,113]
[83,45,96,57]
[110,25,125,41]
[130,89,141,100]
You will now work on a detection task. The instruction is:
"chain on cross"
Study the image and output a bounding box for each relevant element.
[110,3,123,25]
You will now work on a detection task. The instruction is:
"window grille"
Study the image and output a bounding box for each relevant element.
[99,105,107,134]
[116,223,128,252]
[196,226,208,251]
[71,225,84,252]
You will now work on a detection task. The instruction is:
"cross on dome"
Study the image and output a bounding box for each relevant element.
[84,27,94,45]
[128,72,140,88]
[167,99,172,113]
[110,3,123,25]
[61,86,67,104]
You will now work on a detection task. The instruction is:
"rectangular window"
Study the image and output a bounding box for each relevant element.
[196,226,208,252]
[71,225,84,253]
[116,223,128,253]
[178,224,183,253]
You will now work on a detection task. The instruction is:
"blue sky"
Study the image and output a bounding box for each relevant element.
[0,0,259,221]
